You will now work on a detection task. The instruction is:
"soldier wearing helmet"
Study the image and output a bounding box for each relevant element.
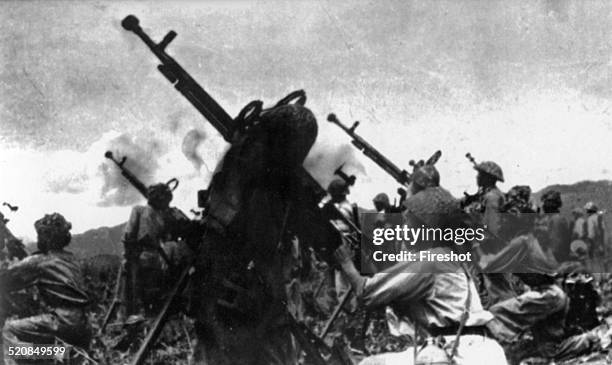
[461,158,509,308]
[410,164,440,195]
[122,181,177,318]
[1,213,91,360]
[327,178,357,223]
[583,201,605,260]
[334,178,508,365]
[538,190,571,262]
[464,159,506,252]
[372,192,391,213]
[325,178,359,313]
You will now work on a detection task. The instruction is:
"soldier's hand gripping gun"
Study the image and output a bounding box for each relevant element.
[328,113,411,186]
[122,15,361,364]
[461,153,482,208]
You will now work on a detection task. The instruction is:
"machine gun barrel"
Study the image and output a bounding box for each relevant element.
[122,16,363,362]
[121,15,235,141]
[104,151,149,198]
[327,113,410,186]
[122,15,362,239]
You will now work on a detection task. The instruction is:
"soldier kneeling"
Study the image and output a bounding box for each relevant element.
[1,213,91,362]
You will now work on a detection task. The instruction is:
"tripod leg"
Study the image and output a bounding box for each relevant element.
[100,261,126,333]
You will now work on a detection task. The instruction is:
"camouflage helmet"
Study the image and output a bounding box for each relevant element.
[147,183,173,208]
[328,178,349,196]
[541,190,562,210]
[402,186,462,228]
[34,212,72,249]
[260,104,318,167]
[584,201,598,213]
[411,165,440,188]
[372,193,390,206]
[503,185,534,214]
[475,161,504,182]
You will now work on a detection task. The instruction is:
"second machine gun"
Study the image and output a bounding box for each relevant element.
[104,151,196,242]
[327,113,441,210]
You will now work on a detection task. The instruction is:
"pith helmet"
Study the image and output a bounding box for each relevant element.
[412,165,440,188]
[475,161,504,182]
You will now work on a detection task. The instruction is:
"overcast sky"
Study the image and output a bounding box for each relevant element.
[1,0,612,241]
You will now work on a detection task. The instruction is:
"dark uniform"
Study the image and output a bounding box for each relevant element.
[122,183,191,317]
[1,213,90,363]
[538,191,571,262]
[122,203,169,317]
[190,103,322,365]
[463,160,514,308]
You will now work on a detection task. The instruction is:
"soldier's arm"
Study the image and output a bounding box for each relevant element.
[483,192,504,236]
[334,242,433,308]
[0,255,43,292]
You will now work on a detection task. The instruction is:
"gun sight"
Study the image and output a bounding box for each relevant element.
[334,164,356,186]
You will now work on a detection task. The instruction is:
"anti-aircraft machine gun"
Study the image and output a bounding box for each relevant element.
[121,15,359,365]
[327,113,441,210]
[0,202,27,261]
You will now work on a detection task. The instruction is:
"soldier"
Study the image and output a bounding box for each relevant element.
[480,199,596,364]
[372,193,391,213]
[122,182,178,318]
[1,213,91,361]
[537,190,571,262]
[570,208,586,241]
[334,165,507,365]
[463,159,510,307]
[408,163,440,195]
[464,160,505,247]
[327,178,359,223]
[583,202,605,259]
[190,102,325,365]
[326,178,359,310]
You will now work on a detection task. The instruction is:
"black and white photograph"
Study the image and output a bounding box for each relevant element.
[2,1,612,364]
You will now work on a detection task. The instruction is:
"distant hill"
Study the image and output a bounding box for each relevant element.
[70,223,125,259]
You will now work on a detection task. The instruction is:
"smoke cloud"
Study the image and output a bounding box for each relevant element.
[181,129,208,171]
[304,143,366,190]
[98,133,167,207]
